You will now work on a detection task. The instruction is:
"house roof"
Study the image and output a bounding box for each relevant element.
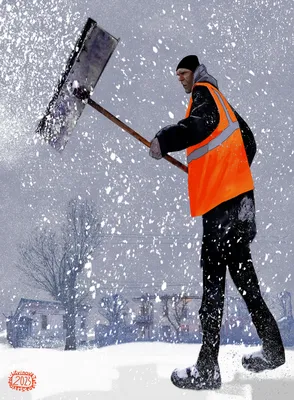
[13,298,91,318]
[14,298,64,317]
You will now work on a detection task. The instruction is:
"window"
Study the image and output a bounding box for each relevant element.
[80,316,86,329]
[41,315,48,330]
[180,324,189,333]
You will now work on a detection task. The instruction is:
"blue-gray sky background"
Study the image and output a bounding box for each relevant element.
[0,0,293,326]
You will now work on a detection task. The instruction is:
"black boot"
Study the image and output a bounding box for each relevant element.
[242,346,285,373]
[171,362,221,390]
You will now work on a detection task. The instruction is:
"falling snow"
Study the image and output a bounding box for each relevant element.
[0,3,291,389]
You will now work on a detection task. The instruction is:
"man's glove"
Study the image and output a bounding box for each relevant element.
[149,137,163,159]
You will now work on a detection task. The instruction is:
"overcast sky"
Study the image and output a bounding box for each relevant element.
[0,0,293,329]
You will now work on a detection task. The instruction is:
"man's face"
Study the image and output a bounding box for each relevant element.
[176,68,194,93]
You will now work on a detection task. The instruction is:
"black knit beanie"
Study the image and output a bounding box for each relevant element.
[176,55,200,72]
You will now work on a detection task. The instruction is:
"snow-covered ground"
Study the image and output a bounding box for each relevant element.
[0,341,293,400]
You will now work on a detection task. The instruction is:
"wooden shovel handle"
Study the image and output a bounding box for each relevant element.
[88,98,188,174]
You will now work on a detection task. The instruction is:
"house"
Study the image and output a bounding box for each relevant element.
[131,294,203,342]
[123,293,259,344]
[83,290,263,347]
[6,298,90,348]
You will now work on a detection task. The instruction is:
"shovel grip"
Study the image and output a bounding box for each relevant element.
[88,98,188,174]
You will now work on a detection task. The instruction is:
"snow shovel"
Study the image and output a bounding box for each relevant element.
[36,18,188,174]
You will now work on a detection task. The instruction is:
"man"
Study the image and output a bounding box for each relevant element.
[149,55,285,390]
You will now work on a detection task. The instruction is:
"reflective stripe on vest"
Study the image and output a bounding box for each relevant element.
[187,89,239,164]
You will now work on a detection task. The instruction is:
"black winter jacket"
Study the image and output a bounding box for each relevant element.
[156,84,256,166]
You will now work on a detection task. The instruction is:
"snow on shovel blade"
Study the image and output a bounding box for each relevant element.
[36,18,119,151]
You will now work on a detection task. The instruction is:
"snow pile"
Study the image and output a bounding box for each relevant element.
[0,342,293,399]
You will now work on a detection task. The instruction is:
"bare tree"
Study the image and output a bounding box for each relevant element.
[161,294,189,341]
[98,294,129,343]
[17,198,103,350]
[132,293,154,340]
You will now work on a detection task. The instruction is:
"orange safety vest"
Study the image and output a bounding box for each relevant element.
[186,82,254,217]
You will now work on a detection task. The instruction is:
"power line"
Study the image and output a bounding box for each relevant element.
[99,233,200,245]
[97,283,197,289]
[101,233,199,238]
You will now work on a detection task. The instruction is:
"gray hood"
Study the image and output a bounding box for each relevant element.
[193,64,218,89]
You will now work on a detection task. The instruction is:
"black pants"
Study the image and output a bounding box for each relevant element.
[197,191,284,367]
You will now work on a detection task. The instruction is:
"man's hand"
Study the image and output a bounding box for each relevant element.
[149,137,163,159]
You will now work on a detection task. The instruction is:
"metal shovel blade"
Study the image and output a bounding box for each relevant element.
[36,18,119,151]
